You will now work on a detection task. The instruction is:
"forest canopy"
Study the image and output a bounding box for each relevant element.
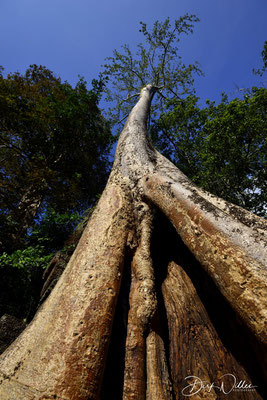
[0,65,113,319]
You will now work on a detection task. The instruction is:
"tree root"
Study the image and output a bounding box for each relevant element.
[123,203,156,400]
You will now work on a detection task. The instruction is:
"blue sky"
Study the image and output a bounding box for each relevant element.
[0,0,266,105]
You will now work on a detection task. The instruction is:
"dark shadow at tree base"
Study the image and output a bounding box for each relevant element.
[100,249,132,400]
[151,209,266,400]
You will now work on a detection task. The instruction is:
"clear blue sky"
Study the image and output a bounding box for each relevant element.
[0,0,266,104]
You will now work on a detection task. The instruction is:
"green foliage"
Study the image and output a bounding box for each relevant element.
[152,88,267,215]
[0,65,113,211]
[0,246,53,320]
[102,15,202,127]
[0,246,53,274]
[29,208,82,252]
[0,206,86,320]
[151,95,207,179]
[0,65,112,320]
[253,40,267,77]
[0,64,113,251]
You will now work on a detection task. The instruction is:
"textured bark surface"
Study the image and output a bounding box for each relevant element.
[0,85,266,399]
[162,261,260,399]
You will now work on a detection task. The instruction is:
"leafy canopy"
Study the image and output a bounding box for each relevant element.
[0,65,113,212]
[253,40,267,77]
[0,245,53,320]
[0,65,113,251]
[0,65,111,319]
[151,88,267,216]
[102,15,202,127]
[28,207,82,253]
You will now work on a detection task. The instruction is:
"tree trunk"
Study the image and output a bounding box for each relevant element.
[7,183,44,251]
[0,85,266,400]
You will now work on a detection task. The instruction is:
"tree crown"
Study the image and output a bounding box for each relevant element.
[102,15,202,127]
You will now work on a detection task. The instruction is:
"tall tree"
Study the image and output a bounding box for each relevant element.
[0,83,266,400]
[0,65,112,321]
[103,18,266,216]
[151,88,267,215]
[0,18,266,400]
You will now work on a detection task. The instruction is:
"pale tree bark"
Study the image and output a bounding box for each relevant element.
[0,85,266,400]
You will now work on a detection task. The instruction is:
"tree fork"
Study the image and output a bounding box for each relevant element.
[0,85,266,399]
[141,167,266,343]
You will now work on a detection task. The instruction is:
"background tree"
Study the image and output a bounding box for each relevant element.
[0,65,113,319]
[151,88,267,216]
[0,64,113,251]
